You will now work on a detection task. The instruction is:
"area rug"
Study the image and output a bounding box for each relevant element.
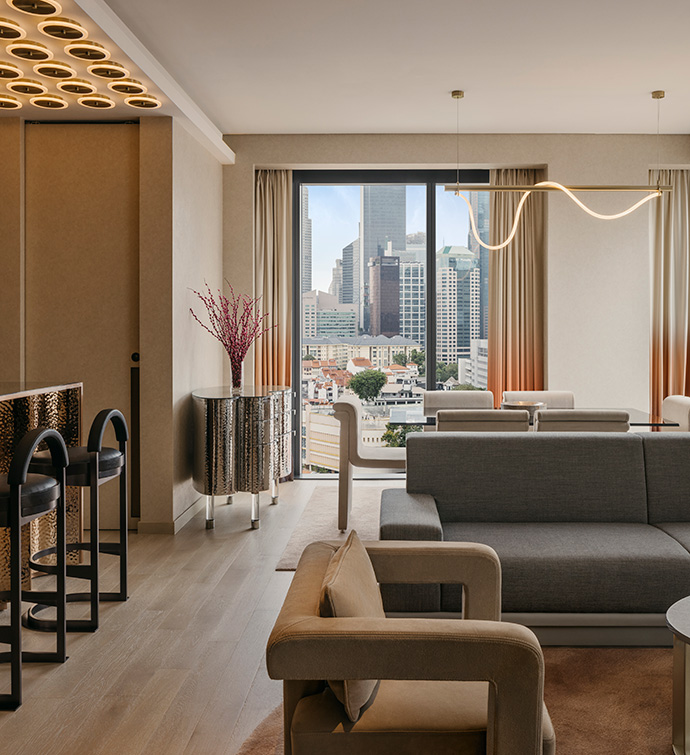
[275,486,381,570]
[237,647,672,755]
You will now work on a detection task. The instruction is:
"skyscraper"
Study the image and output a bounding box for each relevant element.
[301,186,313,294]
[341,238,361,330]
[369,256,400,337]
[328,258,343,300]
[399,261,425,346]
[466,192,490,339]
[436,245,479,362]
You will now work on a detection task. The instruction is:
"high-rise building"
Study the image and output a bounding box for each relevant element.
[328,258,343,300]
[399,261,426,346]
[466,192,489,339]
[369,256,400,337]
[341,238,361,330]
[302,290,356,339]
[301,186,313,294]
[436,245,479,362]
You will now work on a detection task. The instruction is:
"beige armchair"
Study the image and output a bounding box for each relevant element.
[332,396,405,531]
[437,408,530,432]
[503,390,575,409]
[423,389,494,415]
[662,395,690,430]
[267,540,555,755]
[534,409,629,432]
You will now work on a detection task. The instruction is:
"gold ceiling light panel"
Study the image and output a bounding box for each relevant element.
[108,77,146,95]
[78,93,114,109]
[125,94,161,109]
[0,60,23,78]
[29,92,66,108]
[56,76,94,94]
[0,92,20,108]
[38,17,86,40]
[65,39,108,60]
[0,17,25,38]
[33,60,75,78]
[6,76,46,94]
[7,39,52,60]
[87,60,128,79]
[7,0,61,15]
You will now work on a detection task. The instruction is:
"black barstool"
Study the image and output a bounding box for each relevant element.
[0,427,68,710]
[27,409,128,633]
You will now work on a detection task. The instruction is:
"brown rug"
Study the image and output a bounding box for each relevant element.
[237,647,672,754]
[275,485,382,570]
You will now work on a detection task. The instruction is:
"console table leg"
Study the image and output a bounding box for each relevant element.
[205,496,215,530]
[226,495,234,505]
[673,637,690,754]
[251,493,260,530]
[271,478,279,505]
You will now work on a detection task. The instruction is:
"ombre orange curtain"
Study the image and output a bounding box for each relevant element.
[650,169,690,416]
[254,169,292,387]
[488,168,546,405]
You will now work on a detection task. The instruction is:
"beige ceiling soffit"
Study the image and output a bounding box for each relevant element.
[73,0,235,165]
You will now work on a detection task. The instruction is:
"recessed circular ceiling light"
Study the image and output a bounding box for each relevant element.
[64,40,108,61]
[30,93,67,108]
[38,17,87,40]
[7,39,52,61]
[87,61,128,79]
[56,77,95,95]
[33,60,75,78]
[108,77,146,95]
[7,0,61,15]
[6,77,46,95]
[78,93,114,109]
[0,93,21,108]
[0,17,25,39]
[125,94,161,110]
[0,60,23,78]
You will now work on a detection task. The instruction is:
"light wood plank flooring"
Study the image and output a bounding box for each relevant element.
[0,478,376,754]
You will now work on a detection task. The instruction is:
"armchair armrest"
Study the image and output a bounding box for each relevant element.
[380,489,443,541]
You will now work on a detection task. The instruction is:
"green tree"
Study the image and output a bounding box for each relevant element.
[409,349,425,376]
[347,369,387,402]
[381,423,422,447]
[436,361,458,383]
[392,353,407,366]
[303,352,316,360]
[452,383,483,391]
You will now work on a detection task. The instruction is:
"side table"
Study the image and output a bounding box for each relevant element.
[666,596,690,754]
[192,386,292,530]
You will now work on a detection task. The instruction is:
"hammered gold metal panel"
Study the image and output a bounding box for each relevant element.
[0,384,82,590]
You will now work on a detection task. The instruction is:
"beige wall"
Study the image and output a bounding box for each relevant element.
[223,133,690,409]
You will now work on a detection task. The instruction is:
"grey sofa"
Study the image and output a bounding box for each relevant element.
[380,431,690,645]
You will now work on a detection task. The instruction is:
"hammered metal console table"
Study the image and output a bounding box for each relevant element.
[192,386,292,529]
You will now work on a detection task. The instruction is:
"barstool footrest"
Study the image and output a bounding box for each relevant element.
[24,596,100,633]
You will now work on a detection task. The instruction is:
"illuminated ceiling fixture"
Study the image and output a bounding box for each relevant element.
[445,90,671,251]
[125,94,161,109]
[56,76,95,94]
[87,60,128,79]
[29,92,66,108]
[0,93,20,108]
[78,93,114,109]
[0,60,23,78]
[6,76,46,94]
[65,39,108,60]
[38,17,87,40]
[33,60,75,78]
[7,38,52,60]
[7,0,61,15]
[108,77,146,95]
[0,17,25,38]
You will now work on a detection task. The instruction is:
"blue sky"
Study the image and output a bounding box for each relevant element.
[306,184,473,293]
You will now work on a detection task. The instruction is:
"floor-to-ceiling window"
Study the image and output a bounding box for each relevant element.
[292,170,489,476]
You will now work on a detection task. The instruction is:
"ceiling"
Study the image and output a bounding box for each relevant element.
[99,0,690,135]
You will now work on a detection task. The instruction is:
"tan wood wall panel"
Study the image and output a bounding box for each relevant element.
[24,122,139,528]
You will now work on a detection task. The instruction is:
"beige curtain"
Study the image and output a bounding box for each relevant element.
[650,169,690,416]
[488,168,546,405]
[254,169,292,387]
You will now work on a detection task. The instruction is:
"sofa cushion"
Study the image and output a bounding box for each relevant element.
[641,433,690,523]
[440,522,690,613]
[654,523,690,553]
[406,433,648,524]
[319,530,385,722]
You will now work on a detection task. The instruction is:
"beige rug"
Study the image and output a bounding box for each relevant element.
[275,486,381,570]
[238,647,672,755]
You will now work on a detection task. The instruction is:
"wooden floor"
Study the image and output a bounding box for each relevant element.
[0,478,352,755]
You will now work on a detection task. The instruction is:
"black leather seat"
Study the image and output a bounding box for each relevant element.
[0,427,69,710]
[27,409,129,633]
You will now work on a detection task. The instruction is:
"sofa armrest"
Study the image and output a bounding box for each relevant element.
[380,489,443,541]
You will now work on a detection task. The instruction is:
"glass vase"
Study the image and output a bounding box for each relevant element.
[231,359,243,391]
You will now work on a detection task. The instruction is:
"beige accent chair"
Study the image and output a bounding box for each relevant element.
[267,540,555,755]
[423,389,494,415]
[437,408,530,432]
[503,390,575,409]
[661,395,690,430]
[332,396,405,531]
[534,409,630,432]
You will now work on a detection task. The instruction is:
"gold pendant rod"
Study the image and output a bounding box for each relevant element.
[444,184,672,192]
